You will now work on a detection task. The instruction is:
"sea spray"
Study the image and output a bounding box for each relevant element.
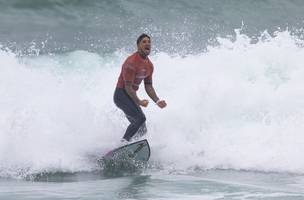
[149,30,304,173]
[1,31,304,178]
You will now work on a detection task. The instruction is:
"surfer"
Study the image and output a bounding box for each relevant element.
[114,34,167,143]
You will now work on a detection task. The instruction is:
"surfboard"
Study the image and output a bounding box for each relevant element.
[99,139,150,172]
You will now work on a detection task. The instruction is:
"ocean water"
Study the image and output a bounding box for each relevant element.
[1,0,304,199]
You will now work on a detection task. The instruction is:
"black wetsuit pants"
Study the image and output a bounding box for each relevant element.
[113,88,147,141]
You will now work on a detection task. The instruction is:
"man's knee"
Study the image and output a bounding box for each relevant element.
[135,113,146,125]
[138,123,147,136]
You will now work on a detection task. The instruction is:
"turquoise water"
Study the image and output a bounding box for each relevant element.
[1,0,304,54]
[1,170,304,199]
[1,0,304,199]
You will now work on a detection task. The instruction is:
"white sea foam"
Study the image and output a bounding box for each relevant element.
[1,31,304,178]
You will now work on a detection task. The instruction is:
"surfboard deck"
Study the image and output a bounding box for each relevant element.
[99,139,150,171]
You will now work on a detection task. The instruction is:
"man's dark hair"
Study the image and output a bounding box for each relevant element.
[137,34,150,45]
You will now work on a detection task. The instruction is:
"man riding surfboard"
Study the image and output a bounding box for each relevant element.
[114,34,167,143]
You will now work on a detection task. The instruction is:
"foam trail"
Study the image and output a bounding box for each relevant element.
[1,31,304,178]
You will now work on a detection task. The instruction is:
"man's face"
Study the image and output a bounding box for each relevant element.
[137,37,151,56]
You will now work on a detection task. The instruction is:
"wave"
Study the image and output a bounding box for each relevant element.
[1,31,304,178]
[1,0,304,54]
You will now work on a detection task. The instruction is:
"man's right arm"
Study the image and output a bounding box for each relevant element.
[122,61,141,105]
[122,59,149,107]
[123,63,148,107]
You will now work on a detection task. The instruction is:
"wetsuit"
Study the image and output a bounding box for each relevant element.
[114,52,153,141]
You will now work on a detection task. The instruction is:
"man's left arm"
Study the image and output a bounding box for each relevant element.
[144,83,159,103]
[144,77,167,108]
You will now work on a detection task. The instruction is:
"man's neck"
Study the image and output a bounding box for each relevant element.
[137,51,147,59]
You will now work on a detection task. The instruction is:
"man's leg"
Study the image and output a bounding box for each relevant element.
[123,113,146,141]
[126,115,147,139]
[114,88,146,141]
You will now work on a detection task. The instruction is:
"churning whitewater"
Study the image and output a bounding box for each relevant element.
[1,31,304,178]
